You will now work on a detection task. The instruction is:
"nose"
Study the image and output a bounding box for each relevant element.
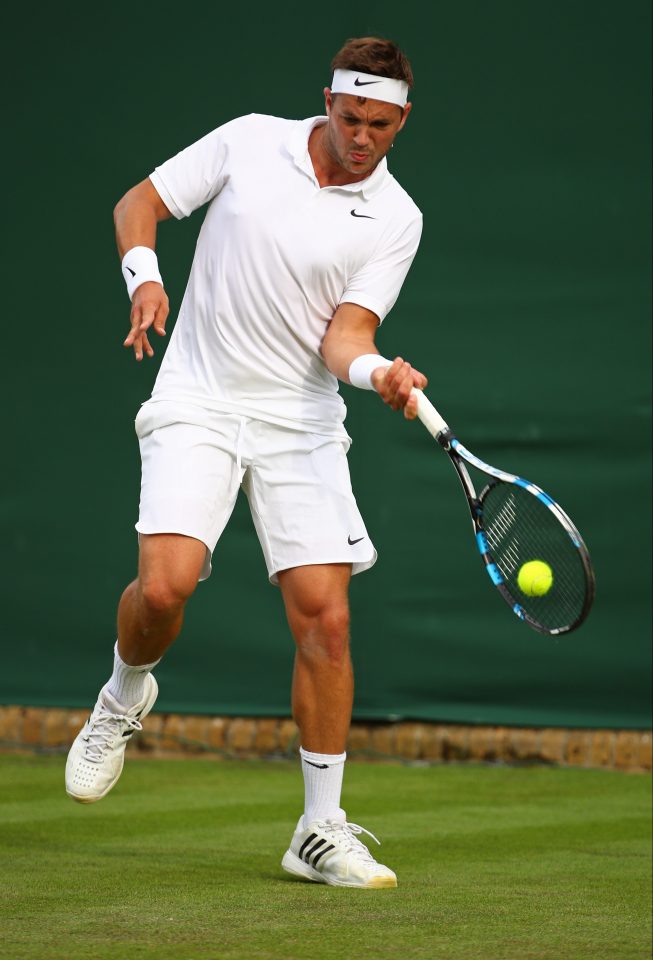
[353,126,370,146]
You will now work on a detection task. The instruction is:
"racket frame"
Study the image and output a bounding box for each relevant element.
[414,391,595,635]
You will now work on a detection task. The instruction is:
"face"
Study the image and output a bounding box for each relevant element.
[322,90,411,178]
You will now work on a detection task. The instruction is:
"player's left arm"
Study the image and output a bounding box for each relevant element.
[320,302,427,419]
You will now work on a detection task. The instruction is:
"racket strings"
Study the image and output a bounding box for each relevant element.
[480,482,588,630]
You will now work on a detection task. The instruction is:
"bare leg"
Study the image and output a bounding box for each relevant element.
[278,563,353,754]
[117,533,207,665]
[65,532,206,803]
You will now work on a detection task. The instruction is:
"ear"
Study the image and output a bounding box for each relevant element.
[398,102,412,132]
[324,87,333,116]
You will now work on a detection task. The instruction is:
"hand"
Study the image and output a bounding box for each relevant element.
[123,282,169,361]
[370,357,428,419]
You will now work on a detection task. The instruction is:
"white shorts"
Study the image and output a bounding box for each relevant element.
[135,414,376,584]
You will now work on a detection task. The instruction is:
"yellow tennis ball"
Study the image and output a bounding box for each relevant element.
[517,560,553,597]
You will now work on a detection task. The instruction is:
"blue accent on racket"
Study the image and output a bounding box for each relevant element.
[476,532,489,555]
[514,477,556,508]
[486,563,504,585]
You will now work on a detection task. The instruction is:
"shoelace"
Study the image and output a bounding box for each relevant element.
[82,709,143,762]
[320,819,381,864]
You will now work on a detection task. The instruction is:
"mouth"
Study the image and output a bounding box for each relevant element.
[350,151,371,164]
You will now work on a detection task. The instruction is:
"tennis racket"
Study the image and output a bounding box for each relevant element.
[414,391,595,635]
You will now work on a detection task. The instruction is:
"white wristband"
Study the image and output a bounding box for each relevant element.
[348,353,392,390]
[121,246,163,301]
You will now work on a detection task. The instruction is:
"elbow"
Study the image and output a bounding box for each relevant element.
[113,181,146,226]
[113,191,129,227]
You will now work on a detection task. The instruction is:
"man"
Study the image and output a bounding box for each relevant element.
[66,36,427,889]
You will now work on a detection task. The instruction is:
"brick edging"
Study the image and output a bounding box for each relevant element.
[0,706,650,771]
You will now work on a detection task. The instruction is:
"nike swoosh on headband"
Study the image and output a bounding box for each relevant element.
[354,77,382,86]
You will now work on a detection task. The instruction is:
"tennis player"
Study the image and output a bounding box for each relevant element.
[66,36,426,889]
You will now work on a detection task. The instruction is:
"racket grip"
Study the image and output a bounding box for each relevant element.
[412,389,450,438]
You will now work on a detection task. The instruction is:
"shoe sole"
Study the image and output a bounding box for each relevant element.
[65,675,159,804]
[281,850,397,889]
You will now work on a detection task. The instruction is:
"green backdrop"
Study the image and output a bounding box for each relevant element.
[3,1,650,728]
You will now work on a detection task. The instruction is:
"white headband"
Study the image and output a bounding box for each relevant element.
[331,68,409,107]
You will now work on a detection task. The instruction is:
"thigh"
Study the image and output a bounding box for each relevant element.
[138,533,208,599]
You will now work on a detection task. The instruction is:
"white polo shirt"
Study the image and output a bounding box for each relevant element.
[140,113,422,439]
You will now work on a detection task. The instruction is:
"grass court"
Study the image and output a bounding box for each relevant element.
[1,755,650,959]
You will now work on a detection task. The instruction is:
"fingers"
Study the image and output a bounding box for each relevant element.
[404,391,419,420]
[123,283,169,360]
[133,331,154,362]
[376,357,428,414]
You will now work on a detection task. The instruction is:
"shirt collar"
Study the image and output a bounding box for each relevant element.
[285,116,389,199]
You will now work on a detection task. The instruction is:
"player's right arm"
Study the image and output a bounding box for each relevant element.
[114,178,172,361]
[321,302,427,419]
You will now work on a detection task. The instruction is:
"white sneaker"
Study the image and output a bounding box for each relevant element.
[65,675,158,803]
[281,810,397,888]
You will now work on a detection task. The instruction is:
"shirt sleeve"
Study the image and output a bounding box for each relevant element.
[339,213,423,323]
[149,116,249,219]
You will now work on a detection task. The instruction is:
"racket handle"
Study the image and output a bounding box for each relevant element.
[413,389,450,439]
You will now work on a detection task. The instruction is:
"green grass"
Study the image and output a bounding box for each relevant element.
[0,756,650,960]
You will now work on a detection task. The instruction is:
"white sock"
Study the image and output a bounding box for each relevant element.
[300,746,347,825]
[104,642,160,711]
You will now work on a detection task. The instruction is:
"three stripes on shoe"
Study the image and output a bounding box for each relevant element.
[299,833,335,868]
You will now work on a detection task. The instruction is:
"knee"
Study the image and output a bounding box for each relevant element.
[138,574,197,619]
[295,603,351,665]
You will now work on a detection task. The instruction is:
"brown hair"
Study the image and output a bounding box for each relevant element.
[331,36,414,89]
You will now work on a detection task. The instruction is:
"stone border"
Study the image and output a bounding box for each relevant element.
[0,705,650,771]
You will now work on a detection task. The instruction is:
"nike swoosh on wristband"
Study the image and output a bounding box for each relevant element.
[305,760,329,769]
[125,267,136,277]
[354,77,382,86]
[348,535,365,545]
[350,209,376,219]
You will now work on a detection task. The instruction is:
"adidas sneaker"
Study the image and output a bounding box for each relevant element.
[281,810,397,888]
[65,674,158,803]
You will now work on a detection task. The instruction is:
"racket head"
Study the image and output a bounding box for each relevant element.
[476,478,595,635]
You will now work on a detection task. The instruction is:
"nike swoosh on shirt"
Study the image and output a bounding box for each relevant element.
[350,209,376,219]
[348,535,365,545]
